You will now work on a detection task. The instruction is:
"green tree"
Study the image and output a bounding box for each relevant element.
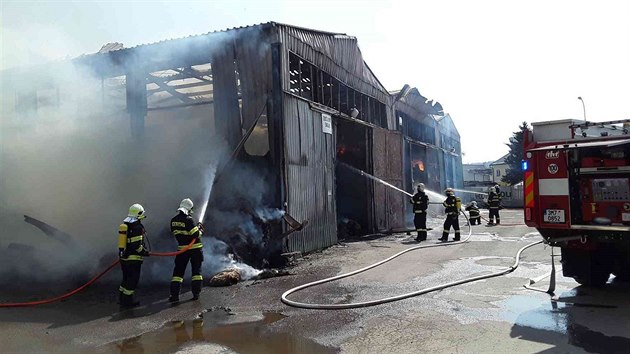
[502,121,530,185]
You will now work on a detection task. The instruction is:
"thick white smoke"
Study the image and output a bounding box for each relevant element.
[0,54,231,285]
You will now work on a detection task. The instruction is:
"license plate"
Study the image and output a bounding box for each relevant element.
[543,209,565,223]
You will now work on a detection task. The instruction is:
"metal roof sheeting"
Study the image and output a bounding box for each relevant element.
[276,23,391,104]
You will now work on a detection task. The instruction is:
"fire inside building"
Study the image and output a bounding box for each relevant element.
[0,22,463,269]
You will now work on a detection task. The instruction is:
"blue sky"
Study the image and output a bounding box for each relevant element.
[2,0,629,163]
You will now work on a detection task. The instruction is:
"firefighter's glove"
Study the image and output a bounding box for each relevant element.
[140,249,151,257]
[197,222,205,233]
[118,248,125,258]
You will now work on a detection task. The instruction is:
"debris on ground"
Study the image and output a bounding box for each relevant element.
[206,268,292,287]
[206,269,242,287]
[251,269,291,280]
[203,306,233,314]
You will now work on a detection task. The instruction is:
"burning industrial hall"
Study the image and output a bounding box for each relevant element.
[0,22,463,284]
[4,17,630,354]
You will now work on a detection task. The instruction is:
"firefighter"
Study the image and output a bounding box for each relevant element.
[410,183,429,241]
[439,188,461,242]
[465,201,481,225]
[169,198,204,303]
[118,203,150,308]
[487,186,501,225]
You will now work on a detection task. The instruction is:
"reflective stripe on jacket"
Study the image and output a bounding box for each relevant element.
[171,211,203,250]
[118,221,146,261]
[410,192,429,214]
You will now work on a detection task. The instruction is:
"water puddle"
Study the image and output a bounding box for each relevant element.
[111,311,337,354]
[500,295,568,333]
[502,294,630,352]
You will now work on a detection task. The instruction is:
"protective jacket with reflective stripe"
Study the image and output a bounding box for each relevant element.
[488,191,501,209]
[465,205,480,217]
[118,221,147,261]
[410,192,429,213]
[170,211,202,250]
[443,195,459,215]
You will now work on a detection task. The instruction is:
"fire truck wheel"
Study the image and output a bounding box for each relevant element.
[562,248,611,287]
[612,272,630,282]
[612,259,630,282]
[574,271,610,287]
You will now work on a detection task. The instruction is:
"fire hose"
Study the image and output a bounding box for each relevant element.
[282,212,542,310]
[0,238,199,308]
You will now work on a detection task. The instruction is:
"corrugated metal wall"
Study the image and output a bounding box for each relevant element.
[283,95,337,253]
[235,28,273,128]
[275,24,393,129]
[212,47,242,150]
[373,128,405,231]
[385,131,405,229]
[373,128,388,232]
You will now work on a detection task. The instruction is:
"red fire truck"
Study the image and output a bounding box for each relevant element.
[523,119,630,286]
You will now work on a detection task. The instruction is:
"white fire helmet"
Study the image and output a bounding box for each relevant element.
[178,198,194,215]
[471,201,477,206]
[417,183,425,192]
[128,204,146,219]
[488,187,495,193]
[445,188,454,196]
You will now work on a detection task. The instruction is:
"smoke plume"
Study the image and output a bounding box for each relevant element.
[0,28,279,287]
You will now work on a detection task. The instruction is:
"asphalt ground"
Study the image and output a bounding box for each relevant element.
[1,209,629,353]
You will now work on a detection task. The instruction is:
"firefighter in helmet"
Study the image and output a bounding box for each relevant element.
[487,186,501,225]
[410,183,429,241]
[118,203,150,308]
[439,188,461,242]
[465,201,481,225]
[169,198,204,302]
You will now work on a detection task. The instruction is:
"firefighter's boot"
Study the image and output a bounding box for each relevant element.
[169,282,181,303]
[191,280,202,301]
[120,294,140,308]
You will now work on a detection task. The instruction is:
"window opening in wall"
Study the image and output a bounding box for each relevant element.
[369,97,377,126]
[339,83,348,114]
[287,52,387,128]
[289,54,300,95]
[348,87,356,113]
[361,94,368,122]
[299,59,314,101]
[331,77,340,111]
[312,69,322,104]
[322,71,332,107]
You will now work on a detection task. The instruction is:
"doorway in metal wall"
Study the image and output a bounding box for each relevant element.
[335,118,372,238]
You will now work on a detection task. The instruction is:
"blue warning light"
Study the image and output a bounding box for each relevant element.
[521,160,528,171]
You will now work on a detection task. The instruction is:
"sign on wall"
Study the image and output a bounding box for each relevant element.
[322,114,332,134]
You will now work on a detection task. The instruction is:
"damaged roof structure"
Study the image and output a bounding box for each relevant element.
[1,22,463,259]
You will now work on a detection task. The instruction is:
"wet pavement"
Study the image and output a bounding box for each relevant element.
[2,209,630,353]
[109,311,336,354]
